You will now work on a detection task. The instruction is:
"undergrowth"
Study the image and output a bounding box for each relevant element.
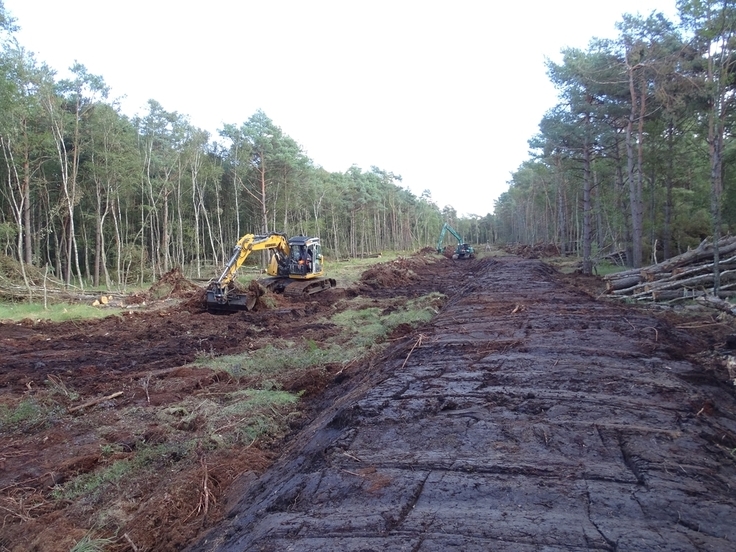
[195,343,342,379]
[194,291,445,381]
[0,302,121,322]
[330,292,442,348]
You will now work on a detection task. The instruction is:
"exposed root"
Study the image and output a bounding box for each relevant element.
[401,334,426,370]
[186,457,216,522]
[0,488,49,525]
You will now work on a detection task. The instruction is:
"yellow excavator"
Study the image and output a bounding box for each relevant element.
[204,232,336,313]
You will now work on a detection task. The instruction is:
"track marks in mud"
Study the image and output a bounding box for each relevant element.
[189,256,736,552]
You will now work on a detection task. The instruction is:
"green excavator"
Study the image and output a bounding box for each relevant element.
[437,223,475,259]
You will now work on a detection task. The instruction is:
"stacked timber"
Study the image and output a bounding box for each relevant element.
[603,236,736,302]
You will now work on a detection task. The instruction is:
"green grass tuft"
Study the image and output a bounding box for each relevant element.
[69,532,117,552]
[54,442,193,503]
[0,398,61,433]
[194,343,344,380]
[330,292,443,349]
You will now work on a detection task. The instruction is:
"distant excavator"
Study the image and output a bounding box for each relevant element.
[437,223,475,259]
[205,233,336,313]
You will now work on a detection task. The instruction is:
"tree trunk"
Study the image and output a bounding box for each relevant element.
[94,184,102,287]
[555,156,567,255]
[260,154,268,233]
[582,115,592,275]
[626,63,644,268]
[664,120,674,260]
[22,149,32,265]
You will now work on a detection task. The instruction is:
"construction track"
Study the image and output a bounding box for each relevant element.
[190,256,736,551]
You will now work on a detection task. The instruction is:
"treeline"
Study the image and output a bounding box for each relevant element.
[495,0,736,274]
[0,4,494,291]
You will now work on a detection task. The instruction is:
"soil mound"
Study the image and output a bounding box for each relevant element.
[149,267,201,299]
[182,287,208,311]
[358,256,429,289]
[438,245,454,258]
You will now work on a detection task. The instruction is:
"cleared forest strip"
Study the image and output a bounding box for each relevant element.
[188,256,736,552]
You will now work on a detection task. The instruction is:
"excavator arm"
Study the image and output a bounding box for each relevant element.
[446,225,465,245]
[214,233,289,288]
[205,233,290,312]
[437,224,448,254]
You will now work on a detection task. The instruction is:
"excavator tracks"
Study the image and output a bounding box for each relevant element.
[283,277,337,298]
[256,276,337,298]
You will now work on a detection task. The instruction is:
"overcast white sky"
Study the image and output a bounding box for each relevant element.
[5,0,678,217]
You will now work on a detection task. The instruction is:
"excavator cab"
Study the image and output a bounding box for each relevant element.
[287,236,323,278]
[454,243,475,260]
[289,245,311,276]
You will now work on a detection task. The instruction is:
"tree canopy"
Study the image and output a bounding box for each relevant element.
[496,0,736,273]
[0,1,500,289]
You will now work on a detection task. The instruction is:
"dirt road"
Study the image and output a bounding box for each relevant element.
[189,256,736,551]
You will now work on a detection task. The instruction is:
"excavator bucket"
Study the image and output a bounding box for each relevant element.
[204,281,263,313]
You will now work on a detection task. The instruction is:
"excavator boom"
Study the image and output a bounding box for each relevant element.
[215,233,289,287]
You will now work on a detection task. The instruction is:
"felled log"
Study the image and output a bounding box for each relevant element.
[644,271,672,282]
[649,289,736,301]
[606,275,642,292]
[605,237,736,284]
[695,295,736,316]
[604,236,736,302]
[669,255,736,278]
[642,236,736,277]
[651,290,686,301]
[626,269,736,299]
[605,266,644,281]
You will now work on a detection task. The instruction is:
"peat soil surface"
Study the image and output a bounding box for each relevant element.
[189,255,736,552]
[0,253,448,550]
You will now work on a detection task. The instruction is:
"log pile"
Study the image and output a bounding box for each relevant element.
[603,236,736,302]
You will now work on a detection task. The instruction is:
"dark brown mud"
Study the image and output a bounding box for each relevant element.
[0,253,451,551]
[189,256,736,551]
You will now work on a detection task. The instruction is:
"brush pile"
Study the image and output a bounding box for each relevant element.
[502,243,561,258]
[603,236,736,302]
